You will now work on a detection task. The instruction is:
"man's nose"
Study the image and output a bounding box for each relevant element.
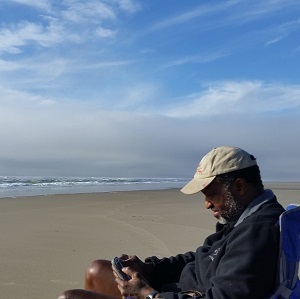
[205,199,212,209]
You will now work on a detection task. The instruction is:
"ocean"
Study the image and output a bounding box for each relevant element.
[0,176,190,198]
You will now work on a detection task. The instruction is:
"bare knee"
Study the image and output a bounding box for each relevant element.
[87,259,109,274]
[85,259,118,295]
[85,259,111,282]
[85,259,120,296]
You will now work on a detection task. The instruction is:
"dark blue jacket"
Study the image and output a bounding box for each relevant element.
[145,196,284,299]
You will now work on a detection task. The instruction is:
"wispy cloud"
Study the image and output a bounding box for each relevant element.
[0,0,140,54]
[165,81,300,117]
[0,19,65,54]
[264,37,283,47]
[162,50,229,68]
[147,0,300,34]
[148,1,237,32]
[0,55,71,92]
[264,18,300,46]
[2,79,300,117]
[139,1,300,71]
[81,60,136,69]
[274,18,300,37]
[0,59,22,71]
[118,0,141,13]
[61,1,117,23]
[8,0,52,11]
[96,26,118,38]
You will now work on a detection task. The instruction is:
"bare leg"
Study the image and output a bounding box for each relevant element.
[57,259,121,299]
[85,259,121,297]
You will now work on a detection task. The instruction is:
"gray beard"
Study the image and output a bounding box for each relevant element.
[217,216,228,225]
[218,191,245,224]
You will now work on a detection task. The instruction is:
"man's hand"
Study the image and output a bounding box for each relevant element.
[114,266,157,299]
[118,255,154,279]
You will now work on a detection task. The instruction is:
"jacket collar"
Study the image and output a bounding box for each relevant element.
[234,189,275,227]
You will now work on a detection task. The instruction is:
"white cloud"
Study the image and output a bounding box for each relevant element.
[0,20,65,54]
[148,1,236,32]
[0,0,140,55]
[81,60,135,69]
[0,59,22,71]
[117,0,141,13]
[147,0,299,33]
[96,26,117,38]
[237,0,300,22]
[61,1,117,23]
[263,18,300,47]
[162,50,229,68]
[0,87,57,109]
[0,55,72,92]
[165,81,300,118]
[264,37,282,47]
[116,83,161,109]
[8,0,51,11]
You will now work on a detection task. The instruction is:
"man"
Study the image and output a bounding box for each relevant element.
[58,146,284,299]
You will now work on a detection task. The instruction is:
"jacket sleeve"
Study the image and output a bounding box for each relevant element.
[144,251,196,290]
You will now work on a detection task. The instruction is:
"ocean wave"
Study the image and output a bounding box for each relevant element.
[0,176,187,188]
[0,176,189,197]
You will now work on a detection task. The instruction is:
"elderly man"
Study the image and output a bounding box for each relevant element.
[58,146,284,299]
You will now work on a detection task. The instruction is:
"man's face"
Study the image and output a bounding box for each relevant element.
[201,178,245,224]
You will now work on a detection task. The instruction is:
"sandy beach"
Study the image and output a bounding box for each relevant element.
[0,184,299,299]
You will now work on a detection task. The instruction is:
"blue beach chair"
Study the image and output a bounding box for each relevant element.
[270,204,300,299]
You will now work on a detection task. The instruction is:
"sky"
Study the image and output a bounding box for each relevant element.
[0,0,300,181]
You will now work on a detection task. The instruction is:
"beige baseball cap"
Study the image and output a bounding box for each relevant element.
[181,146,257,194]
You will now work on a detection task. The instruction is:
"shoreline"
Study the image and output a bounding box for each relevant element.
[0,185,298,299]
[0,181,188,199]
[0,186,182,200]
[0,181,300,200]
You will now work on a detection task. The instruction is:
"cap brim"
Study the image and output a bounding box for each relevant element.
[180,176,216,195]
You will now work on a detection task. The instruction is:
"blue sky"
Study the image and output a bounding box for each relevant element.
[0,0,300,181]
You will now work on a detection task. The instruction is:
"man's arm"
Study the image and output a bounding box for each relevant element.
[160,217,280,299]
[144,251,196,289]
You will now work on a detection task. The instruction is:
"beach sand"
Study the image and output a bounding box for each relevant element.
[0,184,298,299]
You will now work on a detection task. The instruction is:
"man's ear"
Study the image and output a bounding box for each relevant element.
[232,178,247,195]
